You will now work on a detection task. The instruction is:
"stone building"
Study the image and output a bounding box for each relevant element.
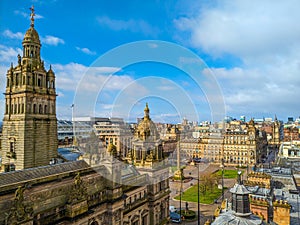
[273,200,291,225]
[283,126,300,142]
[223,119,268,166]
[0,6,57,172]
[179,119,268,166]
[245,172,271,189]
[0,158,169,225]
[0,7,170,225]
[93,118,132,158]
[129,103,163,167]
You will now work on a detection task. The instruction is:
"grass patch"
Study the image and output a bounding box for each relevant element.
[174,185,223,204]
[214,169,243,179]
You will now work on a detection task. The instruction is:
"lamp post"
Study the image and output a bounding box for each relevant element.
[220,158,224,202]
[197,163,200,225]
[179,172,182,221]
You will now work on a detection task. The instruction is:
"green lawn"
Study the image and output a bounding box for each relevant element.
[174,184,223,204]
[214,169,243,179]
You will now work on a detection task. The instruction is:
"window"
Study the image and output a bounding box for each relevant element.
[10,142,14,152]
[39,104,42,114]
[44,105,48,114]
[33,104,36,114]
[15,74,19,86]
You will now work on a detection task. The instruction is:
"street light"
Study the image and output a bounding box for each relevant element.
[197,163,200,225]
[179,170,183,222]
[191,164,200,225]
[220,158,224,202]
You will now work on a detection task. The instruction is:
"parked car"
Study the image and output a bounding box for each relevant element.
[170,212,181,223]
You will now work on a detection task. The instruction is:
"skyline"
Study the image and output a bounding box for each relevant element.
[1,0,300,123]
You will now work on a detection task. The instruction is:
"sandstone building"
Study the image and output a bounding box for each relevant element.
[0,7,170,225]
[0,6,57,172]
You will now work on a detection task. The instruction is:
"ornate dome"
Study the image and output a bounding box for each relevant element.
[23,26,40,44]
[134,103,159,141]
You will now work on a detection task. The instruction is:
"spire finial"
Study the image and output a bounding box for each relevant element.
[237,170,242,184]
[29,5,35,27]
[144,103,150,119]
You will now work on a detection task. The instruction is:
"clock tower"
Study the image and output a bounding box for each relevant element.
[1,6,58,172]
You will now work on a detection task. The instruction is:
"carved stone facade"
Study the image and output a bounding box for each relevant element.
[0,6,57,172]
[0,160,169,225]
[0,7,170,225]
[130,103,163,167]
[180,119,268,166]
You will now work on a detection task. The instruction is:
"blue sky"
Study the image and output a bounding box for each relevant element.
[1,0,300,123]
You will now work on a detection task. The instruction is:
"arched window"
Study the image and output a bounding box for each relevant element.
[33,104,36,114]
[14,104,17,114]
[44,105,48,114]
[21,103,24,113]
[39,104,42,114]
[5,104,8,114]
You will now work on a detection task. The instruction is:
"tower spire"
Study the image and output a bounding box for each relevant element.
[144,103,150,120]
[29,5,35,27]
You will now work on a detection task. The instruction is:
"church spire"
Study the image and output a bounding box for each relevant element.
[144,103,150,120]
[29,5,35,27]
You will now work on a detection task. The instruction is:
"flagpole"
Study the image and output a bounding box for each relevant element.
[71,104,76,146]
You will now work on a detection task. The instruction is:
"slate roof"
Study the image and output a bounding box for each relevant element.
[0,160,90,190]
[230,183,251,195]
[212,210,265,225]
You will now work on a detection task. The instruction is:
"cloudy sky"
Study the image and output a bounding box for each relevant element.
[0,0,299,123]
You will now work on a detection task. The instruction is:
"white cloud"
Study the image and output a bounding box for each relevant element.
[208,63,300,116]
[41,35,64,46]
[97,16,159,37]
[14,10,43,19]
[0,45,22,63]
[174,0,300,119]
[2,29,64,46]
[52,62,130,92]
[75,47,96,55]
[175,0,300,62]
[2,30,24,40]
